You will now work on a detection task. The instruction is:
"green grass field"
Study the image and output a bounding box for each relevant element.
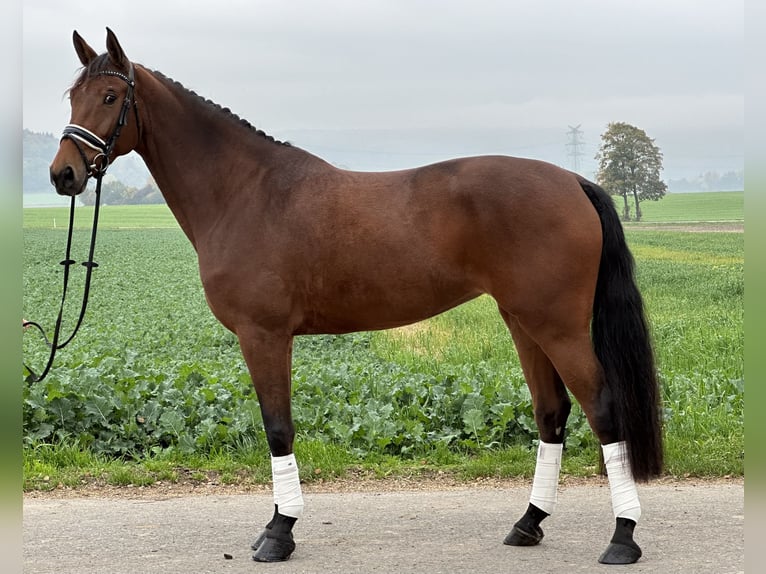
[624,191,743,224]
[23,203,179,229]
[21,195,744,489]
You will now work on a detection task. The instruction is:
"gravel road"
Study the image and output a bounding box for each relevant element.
[23,479,743,574]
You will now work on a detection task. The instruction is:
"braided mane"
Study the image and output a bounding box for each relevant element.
[151,70,291,147]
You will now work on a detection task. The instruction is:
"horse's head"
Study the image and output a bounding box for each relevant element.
[50,28,140,196]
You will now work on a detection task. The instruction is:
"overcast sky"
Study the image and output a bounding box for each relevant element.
[23,0,743,177]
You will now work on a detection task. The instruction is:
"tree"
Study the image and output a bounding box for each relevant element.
[78,178,128,206]
[78,177,164,206]
[595,122,667,221]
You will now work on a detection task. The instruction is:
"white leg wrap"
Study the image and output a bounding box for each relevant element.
[271,454,304,519]
[529,441,563,515]
[602,441,641,523]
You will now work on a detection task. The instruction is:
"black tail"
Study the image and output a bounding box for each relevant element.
[578,176,663,481]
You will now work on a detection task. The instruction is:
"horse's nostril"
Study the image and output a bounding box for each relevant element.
[53,165,75,186]
[62,166,75,186]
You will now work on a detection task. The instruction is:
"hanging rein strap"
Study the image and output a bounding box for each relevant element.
[24,64,136,384]
[23,187,102,383]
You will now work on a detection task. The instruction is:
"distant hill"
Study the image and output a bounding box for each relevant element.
[23,129,153,196]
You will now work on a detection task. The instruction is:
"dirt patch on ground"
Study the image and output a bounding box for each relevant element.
[23,472,743,501]
[626,222,744,233]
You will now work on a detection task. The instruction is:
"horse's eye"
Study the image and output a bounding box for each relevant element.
[104,93,117,105]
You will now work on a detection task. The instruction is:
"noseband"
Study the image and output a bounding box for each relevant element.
[61,64,138,177]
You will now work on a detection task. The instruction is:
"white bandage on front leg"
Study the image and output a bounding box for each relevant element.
[529,441,563,515]
[271,454,304,519]
[602,441,641,523]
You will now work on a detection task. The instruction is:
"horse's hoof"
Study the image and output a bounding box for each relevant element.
[252,533,295,562]
[252,507,298,560]
[503,524,544,546]
[598,516,642,564]
[598,541,642,564]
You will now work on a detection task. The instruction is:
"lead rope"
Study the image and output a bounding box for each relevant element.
[23,174,103,383]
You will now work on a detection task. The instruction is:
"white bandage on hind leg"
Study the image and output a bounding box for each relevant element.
[602,441,641,523]
[529,441,563,514]
[271,454,304,519]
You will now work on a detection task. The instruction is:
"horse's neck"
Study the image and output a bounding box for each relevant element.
[132,67,283,246]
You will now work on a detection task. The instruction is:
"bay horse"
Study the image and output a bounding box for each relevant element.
[49,29,662,566]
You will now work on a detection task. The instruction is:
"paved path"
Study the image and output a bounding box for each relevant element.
[23,481,743,574]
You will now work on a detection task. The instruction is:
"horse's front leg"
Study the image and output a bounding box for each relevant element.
[238,329,303,562]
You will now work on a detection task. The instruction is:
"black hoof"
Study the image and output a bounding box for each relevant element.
[504,524,544,546]
[598,517,642,564]
[251,506,298,562]
[598,541,642,564]
[504,503,548,547]
[252,532,296,562]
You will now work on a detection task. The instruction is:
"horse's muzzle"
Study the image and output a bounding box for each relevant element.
[50,163,87,196]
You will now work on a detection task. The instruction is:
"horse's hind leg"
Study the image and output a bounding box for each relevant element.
[526,322,643,565]
[500,310,571,547]
[237,329,303,562]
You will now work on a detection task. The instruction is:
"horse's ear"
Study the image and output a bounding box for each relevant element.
[73,30,97,67]
[105,27,128,68]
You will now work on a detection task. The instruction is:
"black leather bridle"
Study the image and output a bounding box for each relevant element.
[24,63,138,383]
[61,64,138,177]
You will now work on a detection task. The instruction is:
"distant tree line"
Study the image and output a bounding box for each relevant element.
[78,178,164,206]
[667,170,744,193]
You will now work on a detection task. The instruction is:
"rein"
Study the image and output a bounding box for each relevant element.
[23,63,136,384]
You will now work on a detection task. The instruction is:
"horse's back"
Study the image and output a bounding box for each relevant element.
[339,155,600,247]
